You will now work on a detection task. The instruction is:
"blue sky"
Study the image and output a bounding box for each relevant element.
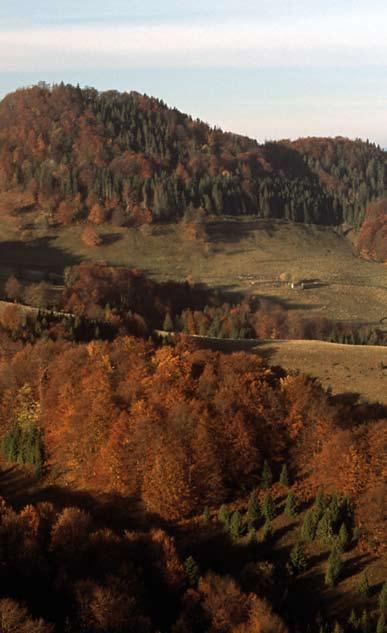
[0,1,386,145]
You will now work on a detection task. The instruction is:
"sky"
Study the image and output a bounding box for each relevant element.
[0,1,386,145]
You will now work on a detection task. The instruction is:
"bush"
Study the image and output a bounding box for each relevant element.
[5,275,23,302]
[81,225,102,247]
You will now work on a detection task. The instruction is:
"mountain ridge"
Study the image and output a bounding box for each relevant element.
[0,83,385,231]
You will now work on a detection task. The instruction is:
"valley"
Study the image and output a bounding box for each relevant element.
[1,215,387,324]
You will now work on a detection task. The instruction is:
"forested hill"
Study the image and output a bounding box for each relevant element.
[0,83,385,227]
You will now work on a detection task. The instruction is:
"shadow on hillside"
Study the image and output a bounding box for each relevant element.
[255,293,321,311]
[263,143,314,179]
[187,337,278,363]
[183,526,264,576]
[101,232,123,246]
[0,465,157,532]
[272,521,296,543]
[340,553,376,582]
[253,346,279,364]
[207,219,284,244]
[330,393,387,427]
[0,237,82,275]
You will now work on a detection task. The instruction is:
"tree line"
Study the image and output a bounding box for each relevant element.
[0,84,385,228]
[2,263,385,346]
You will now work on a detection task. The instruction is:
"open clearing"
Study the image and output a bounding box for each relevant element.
[1,217,384,323]
[54,219,387,323]
[254,339,387,405]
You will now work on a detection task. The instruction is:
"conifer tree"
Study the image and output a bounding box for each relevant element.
[348,609,359,629]
[301,510,317,542]
[285,491,298,517]
[377,613,386,633]
[261,460,273,489]
[360,610,369,633]
[279,463,290,486]
[316,511,334,545]
[327,493,341,528]
[184,556,200,587]
[325,546,342,587]
[290,543,307,573]
[203,506,210,524]
[247,491,260,525]
[337,522,349,552]
[218,504,230,530]
[229,510,243,539]
[261,493,276,522]
[163,311,174,332]
[315,489,327,516]
[261,520,273,542]
[358,572,371,598]
[379,582,387,612]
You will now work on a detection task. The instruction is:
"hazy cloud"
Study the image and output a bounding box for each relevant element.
[1,10,387,71]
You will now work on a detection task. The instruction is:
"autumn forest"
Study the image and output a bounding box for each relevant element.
[0,83,385,633]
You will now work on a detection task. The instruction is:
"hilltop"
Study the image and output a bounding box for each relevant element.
[0,83,385,231]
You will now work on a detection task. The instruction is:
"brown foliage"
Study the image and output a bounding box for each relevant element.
[50,507,92,556]
[4,276,23,302]
[149,529,185,592]
[75,578,150,632]
[1,84,383,227]
[56,198,80,225]
[0,304,23,333]
[24,282,52,309]
[358,197,387,262]
[87,202,107,225]
[81,224,102,247]
[174,572,288,633]
[0,324,384,540]
[0,599,53,633]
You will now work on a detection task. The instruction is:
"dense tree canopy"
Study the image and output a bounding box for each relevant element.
[0,333,384,537]
[0,84,385,227]
[0,322,385,631]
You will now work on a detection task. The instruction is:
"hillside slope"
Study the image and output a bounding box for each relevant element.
[0,83,385,228]
[357,197,387,261]
[254,339,387,405]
